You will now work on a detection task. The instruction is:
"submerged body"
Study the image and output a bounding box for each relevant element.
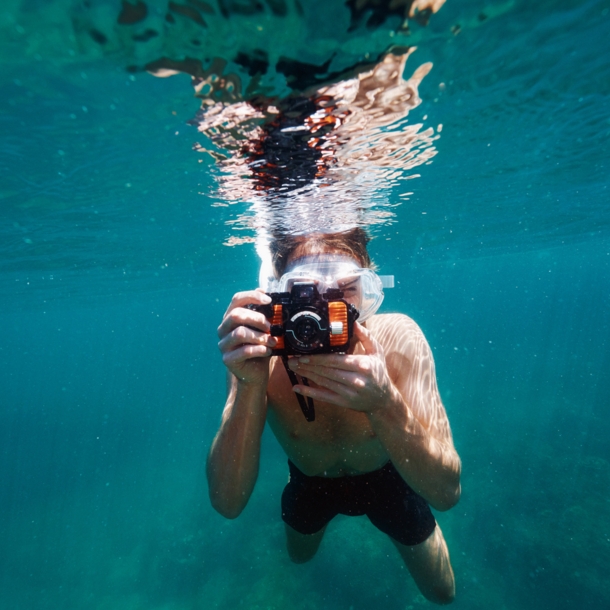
[208,239,461,604]
[267,314,452,480]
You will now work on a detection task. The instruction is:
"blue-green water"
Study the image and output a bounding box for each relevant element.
[1,1,609,609]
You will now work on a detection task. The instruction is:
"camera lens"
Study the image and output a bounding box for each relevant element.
[295,316,318,341]
[286,311,326,352]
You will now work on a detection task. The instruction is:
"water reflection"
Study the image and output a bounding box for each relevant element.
[190,49,440,248]
[1,0,447,250]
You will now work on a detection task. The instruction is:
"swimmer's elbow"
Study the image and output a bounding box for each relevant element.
[206,449,256,519]
[433,454,462,511]
[432,482,461,512]
[207,468,251,519]
[209,491,248,519]
[213,504,243,520]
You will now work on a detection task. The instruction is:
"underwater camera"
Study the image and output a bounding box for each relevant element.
[248,282,359,356]
[248,282,359,422]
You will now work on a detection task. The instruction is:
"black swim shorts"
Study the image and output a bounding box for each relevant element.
[281,460,436,546]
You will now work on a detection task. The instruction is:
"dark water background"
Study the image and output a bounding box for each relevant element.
[1,0,609,609]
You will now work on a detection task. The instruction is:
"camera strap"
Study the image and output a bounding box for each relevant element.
[282,356,315,422]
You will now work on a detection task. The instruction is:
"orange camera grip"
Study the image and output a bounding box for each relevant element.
[271,304,285,349]
[328,301,349,346]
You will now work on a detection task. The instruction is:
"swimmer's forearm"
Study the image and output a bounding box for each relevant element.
[206,378,268,519]
[367,388,461,512]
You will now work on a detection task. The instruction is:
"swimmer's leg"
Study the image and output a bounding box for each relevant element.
[284,523,327,564]
[391,525,455,605]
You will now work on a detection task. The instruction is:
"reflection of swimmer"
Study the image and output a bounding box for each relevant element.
[191,50,440,239]
[208,228,461,604]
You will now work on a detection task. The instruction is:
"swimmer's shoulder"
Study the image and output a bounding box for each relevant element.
[367,312,423,338]
[366,313,429,358]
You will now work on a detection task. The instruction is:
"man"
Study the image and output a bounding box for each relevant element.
[207,229,461,604]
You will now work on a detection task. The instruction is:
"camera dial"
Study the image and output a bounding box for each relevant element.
[329,321,344,335]
[285,310,327,352]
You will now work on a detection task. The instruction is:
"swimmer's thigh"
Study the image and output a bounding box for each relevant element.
[391,525,455,605]
[285,523,327,564]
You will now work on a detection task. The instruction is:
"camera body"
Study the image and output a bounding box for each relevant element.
[248,283,359,355]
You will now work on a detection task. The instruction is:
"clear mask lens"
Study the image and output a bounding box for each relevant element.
[271,255,392,322]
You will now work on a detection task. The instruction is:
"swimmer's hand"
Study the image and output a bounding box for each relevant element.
[217,289,277,385]
[287,322,395,414]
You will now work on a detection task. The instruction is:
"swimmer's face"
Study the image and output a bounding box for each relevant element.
[334,274,361,308]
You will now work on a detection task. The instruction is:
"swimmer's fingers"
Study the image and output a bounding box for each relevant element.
[218,325,276,354]
[216,289,275,383]
[222,343,273,369]
[354,322,384,358]
[295,372,358,407]
[293,365,391,413]
[290,338,394,413]
[288,359,363,386]
[290,353,372,376]
[223,289,270,318]
[217,305,270,340]
[291,379,352,409]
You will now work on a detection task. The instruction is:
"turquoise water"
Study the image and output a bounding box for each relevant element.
[1,1,609,609]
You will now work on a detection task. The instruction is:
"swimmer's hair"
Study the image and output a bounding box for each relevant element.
[270,227,374,278]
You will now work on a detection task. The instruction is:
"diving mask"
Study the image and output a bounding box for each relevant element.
[268,254,394,322]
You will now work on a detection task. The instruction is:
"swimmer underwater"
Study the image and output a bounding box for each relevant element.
[208,228,461,604]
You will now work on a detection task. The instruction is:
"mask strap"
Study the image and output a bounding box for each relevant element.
[282,356,315,422]
[379,275,394,288]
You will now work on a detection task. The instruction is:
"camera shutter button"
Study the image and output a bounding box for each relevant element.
[329,321,344,335]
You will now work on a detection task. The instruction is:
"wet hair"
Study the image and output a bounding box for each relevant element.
[270,227,374,278]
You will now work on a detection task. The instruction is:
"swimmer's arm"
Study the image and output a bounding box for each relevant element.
[288,317,460,510]
[368,319,461,511]
[208,288,274,518]
[206,374,268,519]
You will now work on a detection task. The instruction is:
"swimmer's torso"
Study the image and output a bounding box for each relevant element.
[266,314,409,477]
